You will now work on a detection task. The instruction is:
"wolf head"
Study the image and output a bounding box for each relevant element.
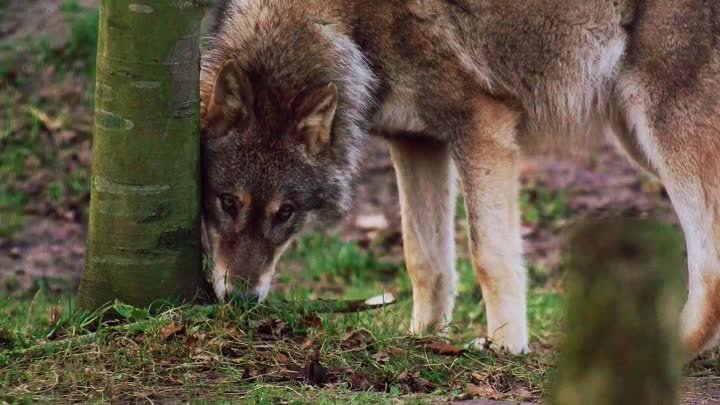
[199,2,375,301]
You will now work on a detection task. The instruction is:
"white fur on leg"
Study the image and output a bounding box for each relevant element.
[617,81,720,353]
[654,177,720,351]
[467,205,530,354]
[453,104,530,354]
[389,139,458,335]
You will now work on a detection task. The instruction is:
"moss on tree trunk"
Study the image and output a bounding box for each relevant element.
[78,0,209,310]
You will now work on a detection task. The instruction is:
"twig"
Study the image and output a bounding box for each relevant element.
[272,293,397,314]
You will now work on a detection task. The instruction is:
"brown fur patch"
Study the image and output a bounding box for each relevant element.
[687,277,720,353]
[701,145,720,212]
[238,192,252,208]
[265,199,281,217]
[460,96,520,301]
[472,264,496,297]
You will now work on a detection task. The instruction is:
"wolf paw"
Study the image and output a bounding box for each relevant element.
[466,337,530,355]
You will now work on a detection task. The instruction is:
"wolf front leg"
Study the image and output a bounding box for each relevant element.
[388,137,458,334]
[451,96,529,354]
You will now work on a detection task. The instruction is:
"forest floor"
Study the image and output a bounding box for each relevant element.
[1,0,720,404]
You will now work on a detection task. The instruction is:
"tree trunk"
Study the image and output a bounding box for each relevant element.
[78,0,209,310]
[550,218,686,405]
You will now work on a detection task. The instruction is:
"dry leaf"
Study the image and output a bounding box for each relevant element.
[467,383,499,399]
[159,322,184,341]
[388,346,406,355]
[184,334,200,349]
[346,369,371,390]
[273,353,292,364]
[341,329,374,350]
[425,342,465,356]
[257,319,287,339]
[371,351,390,363]
[300,314,323,329]
[301,336,315,351]
[398,371,434,393]
[27,106,64,132]
[515,387,534,400]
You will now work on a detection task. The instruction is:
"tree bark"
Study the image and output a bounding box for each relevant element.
[78,0,209,310]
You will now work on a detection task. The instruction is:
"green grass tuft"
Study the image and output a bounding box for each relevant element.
[60,0,99,77]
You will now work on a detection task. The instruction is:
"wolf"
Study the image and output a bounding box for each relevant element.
[200,0,720,355]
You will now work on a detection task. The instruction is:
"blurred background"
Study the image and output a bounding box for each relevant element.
[0,0,674,300]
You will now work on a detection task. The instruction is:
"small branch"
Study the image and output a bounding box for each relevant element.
[275,293,397,314]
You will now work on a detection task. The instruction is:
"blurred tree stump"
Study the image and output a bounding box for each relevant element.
[550,218,686,405]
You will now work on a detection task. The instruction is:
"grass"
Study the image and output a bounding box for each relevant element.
[520,189,568,228]
[5,223,711,404]
[0,93,40,236]
[0,231,561,404]
[59,0,99,78]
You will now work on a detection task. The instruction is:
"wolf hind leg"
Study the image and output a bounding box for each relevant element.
[617,88,720,355]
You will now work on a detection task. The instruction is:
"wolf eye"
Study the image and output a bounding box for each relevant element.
[275,204,294,224]
[219,194,238,217]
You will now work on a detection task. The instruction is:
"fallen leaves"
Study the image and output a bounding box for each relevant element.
[345,368,372,391]
[303,350,328,386]
[299,314,323,330]
[370,351,390,363]
[272,353,292,365]
[466,381,534,402]
[184,334,199,350]
[341,329,374,351]
[468,370,535,401]
[27,106,65,132]
[397,371,434,393]
[424,342,466,356]
[159,322,184,341]
[467,382,499,398]
[256,319,288,340]
[301,336,315,351]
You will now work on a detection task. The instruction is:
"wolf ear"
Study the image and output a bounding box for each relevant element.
[206,59,253,133]
[294,83,338,155]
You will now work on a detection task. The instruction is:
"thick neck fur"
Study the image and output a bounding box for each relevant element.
[201,1,376,212]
